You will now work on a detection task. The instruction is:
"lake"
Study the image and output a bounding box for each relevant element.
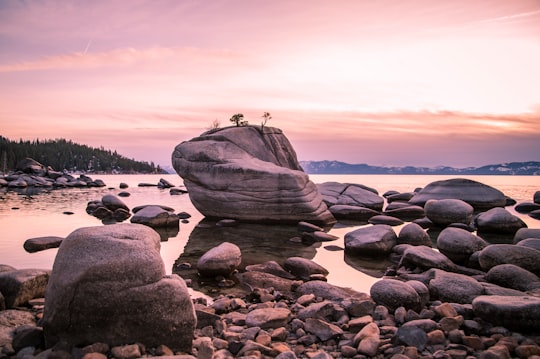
[1,174,538,294]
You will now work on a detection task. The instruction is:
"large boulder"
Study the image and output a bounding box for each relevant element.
[408,178,507,210]
[472,295,540,331]
[370,279,422,312]
[436,227,488,264]
[41,224,196,352]
[475,207,527,235]
[477,244,540,275]
[318,182,384,211]
[344,225,397,256]
[196,242,242,277]
[0,269,50,308]
[424,199,473,227]
[171,126,335,225]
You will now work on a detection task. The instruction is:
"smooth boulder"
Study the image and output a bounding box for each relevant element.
[436,227,488,264]
[370,279,422,312]
[41,223,196,352]
[197,242,242,277]
[424,199,473,227]
[472,295,540,331]
[171,126,335,225]
[344,225,397,256]
[475,207,527,235]
[478,244,540,275]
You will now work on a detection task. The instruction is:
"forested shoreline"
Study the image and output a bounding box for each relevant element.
[0,136,165,174]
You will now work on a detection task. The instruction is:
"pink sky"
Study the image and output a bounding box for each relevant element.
[1,0,539,168]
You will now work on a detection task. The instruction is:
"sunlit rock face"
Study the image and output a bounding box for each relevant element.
[171,126,335,225]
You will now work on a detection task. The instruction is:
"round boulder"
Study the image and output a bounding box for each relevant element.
[283,257,329,281]
[428,269,484,304]
[485,264,540,292]
[424,199,473,227]
[436,227,488,264]
[478,244,540,275]
[344,225,397,256]
[472,295,540,331]
[397,223,432,247]
[197,242,242,277]
[475,207,527,235]
[370,279,422,312]
[513,228,540,244]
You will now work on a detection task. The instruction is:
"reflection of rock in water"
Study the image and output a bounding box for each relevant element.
[344,253,393,279]
[173,219,318,296]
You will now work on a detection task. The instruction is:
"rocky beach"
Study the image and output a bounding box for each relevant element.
[1,126,540,359]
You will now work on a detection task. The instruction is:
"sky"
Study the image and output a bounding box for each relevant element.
[1,0,539,168]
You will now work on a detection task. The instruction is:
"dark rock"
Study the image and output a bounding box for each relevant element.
[514,228,540,243]
[328,204,380,221]
[23,236,63,253]
[478,244,540,275]
[428,269,484,304]
[436,227,488,264]
[475,207,527,235]
[370,279,422,312]
[393,326,428,350]
[0,268,50,308]
[101,194,129,211]
[130,205,178,227]
[368,215,404,226]
[197,242,241,277]
[245,261,296,279]
[283,257,329,280]
[515,202,540,213]
[472,295,540,331]
[344,225,397,256]
[297,221,324,233]
[516,238,540,251]
[529,209,540,220]
[12,325,43,352]
[397,222,432,247]
[399,245,456,272]
[386,192,416,203]
[485,264,540,292]
[384,205,425,221]
[425,199,473,227]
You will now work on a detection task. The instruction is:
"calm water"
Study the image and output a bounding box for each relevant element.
[0,174,538,294]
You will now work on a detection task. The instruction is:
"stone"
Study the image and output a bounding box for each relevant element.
[171,126,335,225]
[245,308,291,329]
[399,245,456,272]
[197,242,242,277]
[478,244,540,275]
[515,202,540,213]
[370,279,421,312]
[393,326,428,350]
[368,215,404,226]
[318,182,383,211]
[130,205,179,228]
[283,257,328,280]
[529,209,540,219]
[245,261,296,279]
[516,238,540,251]
[535,191,540,204]
[425,199,474,227]
[514,228,540,243]
[41,223,196,352]
[0,310,36,348]
[0,269,50,308]
[344,225,397,256]
[436,227,488,264]
[485,264,540,292]
[304,318,343,341]
[328,205,380,221]
[295,280,371,302]
[16,157,46,175]
[397,222,432,247]
[472,295,540,331]
[238,271,300,294]
[475,207,527,235]
[428,269,484,304]
[23,236,63,253]
[101,194,129,211]
[408,178,507,210]
[384,205,425,221]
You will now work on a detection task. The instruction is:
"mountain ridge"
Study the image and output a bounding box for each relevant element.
[299,160,540,175]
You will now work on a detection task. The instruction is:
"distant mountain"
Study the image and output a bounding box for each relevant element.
[299,160,540,175]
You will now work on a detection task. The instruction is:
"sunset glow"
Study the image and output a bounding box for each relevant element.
[1,0,539,167]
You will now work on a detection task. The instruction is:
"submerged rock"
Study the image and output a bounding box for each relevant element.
[171,126,335,225]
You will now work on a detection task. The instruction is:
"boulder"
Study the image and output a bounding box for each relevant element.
[397,223,432,247]
[344,225,397,256]
[485,264,540,292]
[23,236,63,253]
[436,227,488,264]
[15,158,46,176]
[408,178,507,210]
[101,194,129,212]
[535,190,540,204]
[328,205,380,221]
[428,269,484,304]
[383,205,425,221]
[370,279,422,312]
[472,295,540,331]
[171,126,335,225]
[283,257,329,280]
[130,205,179,228]
[0,269,50,308]
[475,207,527,235]
[196,242,242,277]
[368,215,404,226]
[424,199,473,227]
[399,245,456,272]
[295,280,371,302]
[513,228,540,243]
[517,238,540,251]
[478,244,540,275]
[318,182,383,211]
[41,223,196,352]
[514,202,540,213]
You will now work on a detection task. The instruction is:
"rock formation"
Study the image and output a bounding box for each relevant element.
[171,126,335,225]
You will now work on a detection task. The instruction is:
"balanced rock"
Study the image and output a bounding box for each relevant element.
[475,207,527,235]
[197,242,242,277]
[171,126,335,225]
[408,178,507,210]
[424,199,473,227]
[344,225,397,256]
[42,223,196,352]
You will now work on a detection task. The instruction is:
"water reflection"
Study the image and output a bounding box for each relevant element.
[343,253,393,279]
[173,219,318,296]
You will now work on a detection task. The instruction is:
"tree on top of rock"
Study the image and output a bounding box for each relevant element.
[261,112,272,131]
[230,113,247,127]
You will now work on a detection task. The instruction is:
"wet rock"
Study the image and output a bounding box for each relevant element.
[328,205,380,221]
[130,205,179,228]
[436,227,488,264]
[515,202,540,213]
[472,295,540,331]
[428,269,484,304]
[478,244,540,275]
[425,199,474,227]
[23,236,63,253]
[368,215,404,226]
[101,194,129,212]
[197,242,241,277]
[475,207,527,235]
[397,222,432,247]
[344,225,397,256]
[319,182,383,211]
[485,264,540,292]
[514,228,540,243]
[370,279,421,312]
[283,257,328,281]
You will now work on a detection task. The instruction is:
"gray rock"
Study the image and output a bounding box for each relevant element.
[318,182,383,211]
[472,295,540,331]
[516,238,540,251]
[304,317,343,341]
[397,223,431,247]
[475,207,527,235]
[344,225,397,256]
[424,199,473,226]
[436,227,488,264]
[245,307,291,329]
[393,326,428,350]
[295,280,371,302]
[197,242,241,277]
[514,228,540,243]
[23,236,63,253]
[485,264,540,292]
[171,126,335,225]
[245,261,295,279]
[283,257,328,280]
[383,205,425,221]
[238,271,300,294]
[0,310,36,348]
[478,244,540,275]
[0,269,50,308]
[370,279,421,312]
[428,269,484,304]
[399,245,456,272]
[101,194,129,211]
[130,205,179,228]
[41,223,196,352]
[515,202,540,213]
[368,215,404,226]
[408,178,507,210]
